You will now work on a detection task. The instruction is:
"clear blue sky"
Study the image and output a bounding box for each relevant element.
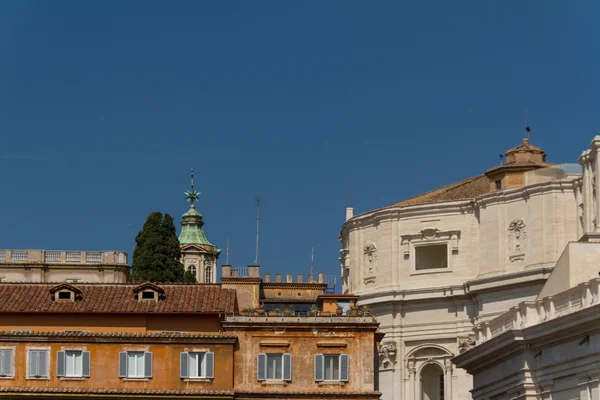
[1,2,599,283]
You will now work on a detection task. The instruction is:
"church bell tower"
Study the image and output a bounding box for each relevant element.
[178,169,220,283]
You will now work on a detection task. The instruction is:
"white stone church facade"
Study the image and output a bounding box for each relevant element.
[340,136,587,400]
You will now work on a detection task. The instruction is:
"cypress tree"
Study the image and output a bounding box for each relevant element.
[131,211,193,282]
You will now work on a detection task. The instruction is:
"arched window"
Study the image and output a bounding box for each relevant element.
[187,265,197,281]
[204,261,212,283]
[420,363,444,400]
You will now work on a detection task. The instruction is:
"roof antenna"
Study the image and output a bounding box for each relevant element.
[254,196,263,265]
[310,247,315,277]
[225,238,230,265]
[525,112,531,141]
[348,176,352,207]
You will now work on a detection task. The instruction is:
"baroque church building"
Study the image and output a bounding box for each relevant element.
[340,136,583,400]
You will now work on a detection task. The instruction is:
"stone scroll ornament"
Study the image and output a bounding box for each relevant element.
[508,219,527,261]
[363,244,377,276]
[458,337,476,354]
[378,341,397,368]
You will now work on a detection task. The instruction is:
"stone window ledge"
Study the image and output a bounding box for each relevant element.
[261,380,287,386]
[26,377,50,381]
[60,377,87,381]
[183,378,213,383]
[0,377,14,380]
[318,381,344,386]
[410,269,453,276]
[122,378,150,382]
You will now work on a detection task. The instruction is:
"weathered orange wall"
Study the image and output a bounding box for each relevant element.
[0,313,221,333]
[232,329,376,394]
[0,340,234,391]
[262,287,324,301]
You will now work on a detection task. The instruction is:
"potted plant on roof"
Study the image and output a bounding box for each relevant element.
[241,307,255,317]
[335,303,344,316]
[361,305,370,316]
[283,306,292,316]
[268,308,281,317]
[255,306,265,316]
[348,303,359,317]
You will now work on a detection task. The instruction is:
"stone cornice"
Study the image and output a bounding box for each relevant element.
[220,277,262,284]
[233,389,382,399]
[453,302,600,373]
[476,179,574,207]
[261,282,327,289]
[0,331,237,344]
[222,316,379,331]
[0,386,234,398]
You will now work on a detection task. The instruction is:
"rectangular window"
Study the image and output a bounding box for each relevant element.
[0,349,13,377]
[257,353,291,381]
[127,352,144,377]
[119,351,152,379]
[180,352,214,379]
[28,349,48,378]
[324,355,340,381]
[495,180,502,190]
[266,354,283,380]
[315,354,348,382]
[415,244,448,270]
[65,351,82,377]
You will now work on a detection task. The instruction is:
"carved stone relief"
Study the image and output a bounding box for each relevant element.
[378,341,397,369]
[508,219,527,262]
[363,244,377,285]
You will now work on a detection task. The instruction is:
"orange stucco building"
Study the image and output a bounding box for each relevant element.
[0,280,381,399]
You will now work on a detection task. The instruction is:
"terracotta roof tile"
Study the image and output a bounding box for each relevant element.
[0,283,236,314]
[385,174,491,208]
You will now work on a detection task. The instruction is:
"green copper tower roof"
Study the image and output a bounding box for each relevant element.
[178,169,217,252]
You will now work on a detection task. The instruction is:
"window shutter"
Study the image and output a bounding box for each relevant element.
[38,350,47,377]
[257,353,266,381]
[118,352,127,378]
[82,351,91,377]
[0,349,11,377]
[205,352,214,379]
[283,354,292,381]
[29,350,38,377]
[56,351,65,377]
[314,354,324,382]
[144,352,153,378]
[180,352,189,378]
[340,354,349,382]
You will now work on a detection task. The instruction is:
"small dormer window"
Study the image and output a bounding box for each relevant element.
[50,283,82,302]
[141,291,156,301]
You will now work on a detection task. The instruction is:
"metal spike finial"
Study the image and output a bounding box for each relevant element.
[184,168,201,206]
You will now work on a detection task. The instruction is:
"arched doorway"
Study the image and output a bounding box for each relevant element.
[420,363,444,400]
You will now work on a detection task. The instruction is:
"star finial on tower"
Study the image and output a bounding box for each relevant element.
[184,168,201,207]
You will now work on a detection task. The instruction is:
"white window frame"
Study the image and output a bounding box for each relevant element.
[0,346,15,379]
[323,354,341,382]
[65,350,83,377]
[26,346,50,380]
[188,352,207,378]
[411,241,452,275]
[265,353,284,381]
[127,352,145,378]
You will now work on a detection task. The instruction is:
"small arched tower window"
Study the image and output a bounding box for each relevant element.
[204,261,212,283]
[187,265,197,280]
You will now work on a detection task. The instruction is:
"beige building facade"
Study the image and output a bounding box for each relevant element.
[340,137,585,400]
[0,249,128,283]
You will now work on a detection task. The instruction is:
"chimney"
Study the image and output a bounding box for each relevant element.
[231,269,238,277]
[346,207,354,221]
[286,274,292,283]
[318,272,324,283]
[308,274,314,282]
[297,274,303,283]
[221,265,232,278]
[264,273,271,283]
[276,274,282,283]
[248,265,260,278]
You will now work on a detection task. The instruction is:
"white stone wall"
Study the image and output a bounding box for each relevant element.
[342,160,581,400]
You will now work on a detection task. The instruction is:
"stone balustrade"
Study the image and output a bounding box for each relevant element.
[475,278,600,345]
[0,250,128,265]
